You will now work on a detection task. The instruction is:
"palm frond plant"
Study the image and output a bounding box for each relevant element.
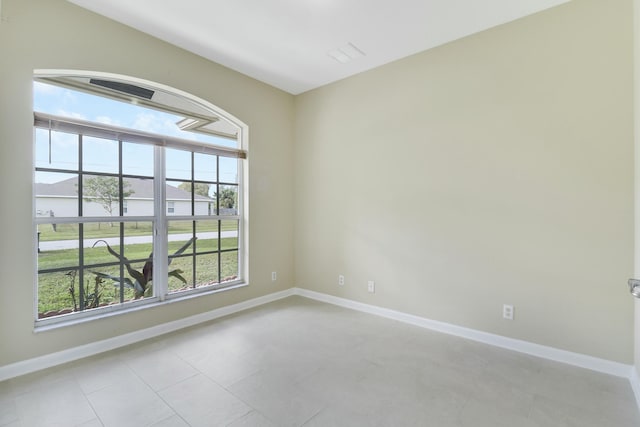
[66,270,77,311]
[66,269,105,311]
[91,237,196,299]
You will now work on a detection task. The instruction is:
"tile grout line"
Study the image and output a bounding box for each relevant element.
[2,287,638,418]
[292,288,640,416]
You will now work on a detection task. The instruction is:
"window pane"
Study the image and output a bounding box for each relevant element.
[80,268,116,310]
[195,253,219,288]
[38,270,79,318]
[83,136,118,174]
[220,250,239,283]
[194,194,213,216]
[123,177,153,216]
[216,184,238,215]
[89,272,125,307]
[81,175,120,217]
[168,234,197,259]
[166,148,191,180]
[220,220,238,250]
[168,255,193,293]
[37,226,79,270]
[35,129,78,171]
[122,223,153,263]
[167,233,199,293]
[196,220,219,253]
[194,152,216,182]
[166,181,193,215]
[219,157,238,183]
[168,220,194,240]
[123,142,153,177]
[35,172,78,218]
[127,261,154,299]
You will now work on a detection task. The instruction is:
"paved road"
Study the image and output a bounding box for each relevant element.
[39,231,237,251]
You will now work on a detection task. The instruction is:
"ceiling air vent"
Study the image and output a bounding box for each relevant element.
[328,42,366,64]
[89,79,155,100]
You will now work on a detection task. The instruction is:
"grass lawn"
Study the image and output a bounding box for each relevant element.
[37,237,239,316]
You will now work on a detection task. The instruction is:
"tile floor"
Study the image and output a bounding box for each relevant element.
[0,296,638,426]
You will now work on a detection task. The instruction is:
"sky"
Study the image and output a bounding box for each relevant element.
[33,81,238,188]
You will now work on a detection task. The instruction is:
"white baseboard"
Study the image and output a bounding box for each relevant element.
[0,288,295,382]
[1,284,637,409]
[293,288,634,379]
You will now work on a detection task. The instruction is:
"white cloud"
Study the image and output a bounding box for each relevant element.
[133,112,183,137]
[50,129,78,148]
[33,81,62,95]
[95,115,120,126]
[62,90,77,103]
[132,112,158,132]
[56,109,87,120]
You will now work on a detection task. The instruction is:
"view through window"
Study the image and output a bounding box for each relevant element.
[34,74,245,323]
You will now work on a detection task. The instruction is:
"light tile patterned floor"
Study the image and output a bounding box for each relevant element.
[0,296,638,426]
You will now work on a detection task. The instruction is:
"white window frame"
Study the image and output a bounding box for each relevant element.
[32,70,249,329]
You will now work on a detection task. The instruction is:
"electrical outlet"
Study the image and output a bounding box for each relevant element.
[367,280,375,293]
[271,271,277,281]
[503,304,514,320]
[338,275,345,286]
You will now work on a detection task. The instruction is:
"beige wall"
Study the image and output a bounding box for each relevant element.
[295,0,635,363]
[0,0,635,369]
[0,0,294,366]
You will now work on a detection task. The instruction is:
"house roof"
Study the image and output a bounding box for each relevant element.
[35,176,212,201]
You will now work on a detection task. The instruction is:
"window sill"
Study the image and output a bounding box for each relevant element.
[34,281,247,333]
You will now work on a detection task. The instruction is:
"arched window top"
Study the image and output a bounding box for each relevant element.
[33,70,247,151]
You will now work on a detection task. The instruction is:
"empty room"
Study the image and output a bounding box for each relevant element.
[1,0,640,426]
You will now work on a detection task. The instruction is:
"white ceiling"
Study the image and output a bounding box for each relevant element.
[68,0,569,95]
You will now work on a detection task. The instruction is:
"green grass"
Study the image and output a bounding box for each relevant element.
[37,238,239,316]
[38,237,238,270]
[38,220,238,241]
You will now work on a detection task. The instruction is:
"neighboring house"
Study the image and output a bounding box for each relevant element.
[35,177,213,218]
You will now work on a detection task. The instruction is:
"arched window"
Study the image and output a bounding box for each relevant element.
[33,71,247,325]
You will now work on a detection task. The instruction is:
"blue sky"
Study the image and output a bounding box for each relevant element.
[33,81,238,187]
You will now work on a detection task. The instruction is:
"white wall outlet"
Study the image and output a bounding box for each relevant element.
[338,275,345,286]
[271,271,277,281]
[367,280,375,293]
[503,304,514,320]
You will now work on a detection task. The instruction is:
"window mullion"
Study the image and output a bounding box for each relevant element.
[237,157,245,284]
[118,140,125,303]
[78,134,85,311]
[154,146,168,301]
[216,156,221,284]
[191,153,196,289]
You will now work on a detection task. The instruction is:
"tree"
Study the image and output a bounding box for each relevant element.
[82,177,134,226]
[215,187,237,209]
[178,182,210,197]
